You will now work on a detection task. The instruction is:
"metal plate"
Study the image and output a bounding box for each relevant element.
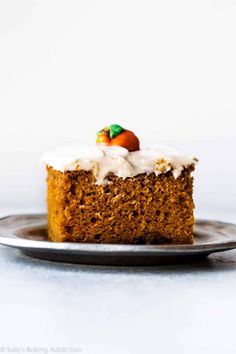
[0,214,236,266]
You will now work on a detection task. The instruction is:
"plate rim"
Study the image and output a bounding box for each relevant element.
[0,213,236,256]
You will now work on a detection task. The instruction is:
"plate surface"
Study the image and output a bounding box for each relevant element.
[0,214,236,266]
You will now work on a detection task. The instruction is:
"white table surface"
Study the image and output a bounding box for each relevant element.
[0,208,236,354]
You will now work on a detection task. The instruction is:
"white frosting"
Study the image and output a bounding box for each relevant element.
[41,144,197,185]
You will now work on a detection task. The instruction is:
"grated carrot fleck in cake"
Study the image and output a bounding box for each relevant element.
[41,124,197,244]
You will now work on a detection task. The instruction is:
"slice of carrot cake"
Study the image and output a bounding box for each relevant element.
[41,124,197,244]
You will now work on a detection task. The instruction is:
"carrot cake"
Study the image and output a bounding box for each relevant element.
[41,124,197,244]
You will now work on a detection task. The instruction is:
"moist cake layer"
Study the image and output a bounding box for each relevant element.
[47,166,195,244]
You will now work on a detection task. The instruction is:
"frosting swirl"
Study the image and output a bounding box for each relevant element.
[41,144,197,185]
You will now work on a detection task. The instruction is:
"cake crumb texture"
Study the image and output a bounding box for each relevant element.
[47,166,195,244]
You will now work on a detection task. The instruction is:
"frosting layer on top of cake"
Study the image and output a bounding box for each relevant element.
[41,144,197,185]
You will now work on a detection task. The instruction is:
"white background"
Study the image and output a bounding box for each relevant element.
[0,0,236,216]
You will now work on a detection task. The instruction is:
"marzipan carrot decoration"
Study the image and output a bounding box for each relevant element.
[96,124,140,152]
